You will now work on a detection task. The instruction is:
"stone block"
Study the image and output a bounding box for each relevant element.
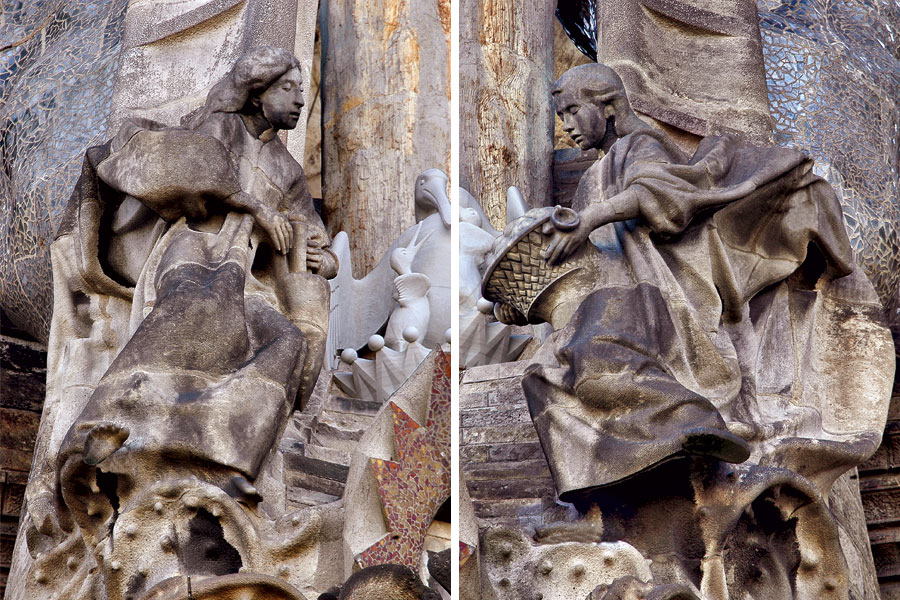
[460,445,490,464]
[461,390,490,409]
[326,395,383,416]
[465,477,555,501]
[0,336,46,413]
[460,405,532,428]
[461,361,529,385]
[286,471,347,498]
[301,443,352,467]
[464,459,551,482]
[286,487,341,508]
[1,480,24,518]
[861,488,900,526]
[488,442,546,463]
[471,497,544,519]
[461,423,540,446]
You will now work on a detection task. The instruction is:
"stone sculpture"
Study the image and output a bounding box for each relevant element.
[327,169,451,365]
[384,225,434,352]
[481,63,894,598]
[341,350,451,592]
[18,46,343,600]
[457,187,534,369]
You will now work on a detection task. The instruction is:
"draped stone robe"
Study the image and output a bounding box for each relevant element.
[521,128,882,501]
[30,111,334,539]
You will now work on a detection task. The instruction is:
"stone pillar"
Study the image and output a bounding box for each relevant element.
[321,0,451,277]
[594,0,772,146]
[459,0,556,229]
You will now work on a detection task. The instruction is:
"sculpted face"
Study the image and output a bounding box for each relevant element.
[554,87,607,151]
[258,67,304,130]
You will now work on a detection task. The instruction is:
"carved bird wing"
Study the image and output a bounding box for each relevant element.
[393,273,431,304]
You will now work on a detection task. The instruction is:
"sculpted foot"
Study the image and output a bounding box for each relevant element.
[229,475,263,506]
[83,423,130,466]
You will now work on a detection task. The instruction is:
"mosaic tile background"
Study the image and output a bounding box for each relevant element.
[758,0,900,321]
[358,351,451,571]
[1,0,129,341]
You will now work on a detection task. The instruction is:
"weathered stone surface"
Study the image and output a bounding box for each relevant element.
[591,0,772,144]
[460,362,559,530]
[470,61,893,600]
[8,47,344,600]
[0,334,45,600]
[459,0,557,228]
[0,0,322,344]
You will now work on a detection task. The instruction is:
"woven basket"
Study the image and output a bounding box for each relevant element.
[482,207,593,321]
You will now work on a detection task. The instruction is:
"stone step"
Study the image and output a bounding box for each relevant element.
[312,410,375,441]
[326,394,383,416]
[295,441,352,467]
[284,447,350,483]
[286,487,341,508]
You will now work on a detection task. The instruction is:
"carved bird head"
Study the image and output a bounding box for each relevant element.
[414,169,450,228]
[390,223,433,275]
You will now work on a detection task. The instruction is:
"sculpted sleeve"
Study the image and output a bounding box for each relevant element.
[96,119,242,222]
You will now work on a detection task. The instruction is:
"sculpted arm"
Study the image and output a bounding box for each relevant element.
[283,177,339,278]
[543,187,642,264]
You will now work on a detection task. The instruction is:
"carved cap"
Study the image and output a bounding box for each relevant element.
[551,63,627,105]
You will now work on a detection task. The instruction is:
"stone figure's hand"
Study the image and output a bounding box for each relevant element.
[542,219,592,265]
[257,209,293,255]
[494,302,528,326]
[307,231,325,272]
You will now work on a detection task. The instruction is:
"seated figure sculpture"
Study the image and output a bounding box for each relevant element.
[483,63,892,595]
[21,47,340,600]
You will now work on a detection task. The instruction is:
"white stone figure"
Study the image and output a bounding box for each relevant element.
[460,186,499,236]
[385,225,433,351]
[459,207,497,312]
[457,186,533,368]
[505,185,529,224]
[333,334,430,404]
[459,298,532,368]
[327,169,450,367]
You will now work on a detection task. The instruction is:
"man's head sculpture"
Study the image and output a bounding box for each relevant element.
[186,46,305,131]
[551,63,632,153]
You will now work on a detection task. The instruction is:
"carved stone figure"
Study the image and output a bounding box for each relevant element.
[20,46,342,600]
[482,63,893,596]
[327,169,451,366]
[384,225,433,352]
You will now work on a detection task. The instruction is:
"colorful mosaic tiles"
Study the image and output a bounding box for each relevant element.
[460,540,476,566]
[358,349,451,571]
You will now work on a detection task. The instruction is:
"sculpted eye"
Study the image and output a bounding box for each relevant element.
[571,106,579,114]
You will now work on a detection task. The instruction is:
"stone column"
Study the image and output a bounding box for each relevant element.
[321,0,451,277]
[459,0,556,229]
[594,0,772,146]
